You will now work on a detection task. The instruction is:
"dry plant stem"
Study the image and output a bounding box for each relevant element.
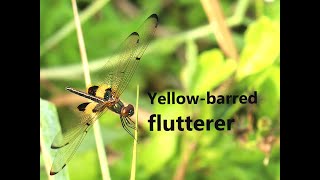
[71,1,90,85]
[173,96,196,180]
[71,0,111,179]
[200,0,239,60]
[173,140,197,180]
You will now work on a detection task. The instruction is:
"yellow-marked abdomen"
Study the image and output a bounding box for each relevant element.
[77,102,98,114]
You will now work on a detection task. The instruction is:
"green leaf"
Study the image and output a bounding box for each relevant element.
[236,16,280,80]
[191,49,237,95]
[40,98,70,179]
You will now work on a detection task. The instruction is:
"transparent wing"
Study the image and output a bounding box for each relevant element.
[113,14,158,98]
[50,125,89,175]
[51,123,86,149]
[95,14,158,98]
[50,104,108,175]
[51,112,97,149]
[95,32,139,94]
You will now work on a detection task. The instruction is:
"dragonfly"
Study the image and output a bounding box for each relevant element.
[50,14,158,175]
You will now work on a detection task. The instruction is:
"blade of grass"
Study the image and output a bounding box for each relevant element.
[71,0,111,179]
[40,0,110,57]
[130,85,139,180]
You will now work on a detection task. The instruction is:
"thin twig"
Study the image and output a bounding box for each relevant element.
[200,0,239,60]
[173,141,196,180]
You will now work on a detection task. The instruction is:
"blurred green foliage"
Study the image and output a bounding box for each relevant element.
[40,98,70,179]
[40,0,280,179]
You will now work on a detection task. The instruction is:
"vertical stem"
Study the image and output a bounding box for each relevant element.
[71,0,111,179]
[71,0,90,85]
[130,85,139,180]
[173,140,196,180]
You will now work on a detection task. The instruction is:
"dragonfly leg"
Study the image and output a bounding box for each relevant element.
[124,117,136,130]
[120,117,135,139]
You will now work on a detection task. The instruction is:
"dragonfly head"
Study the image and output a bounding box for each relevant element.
[121,104,134,117]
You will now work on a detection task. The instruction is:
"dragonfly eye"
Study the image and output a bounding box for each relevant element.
[129,109,134,116]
